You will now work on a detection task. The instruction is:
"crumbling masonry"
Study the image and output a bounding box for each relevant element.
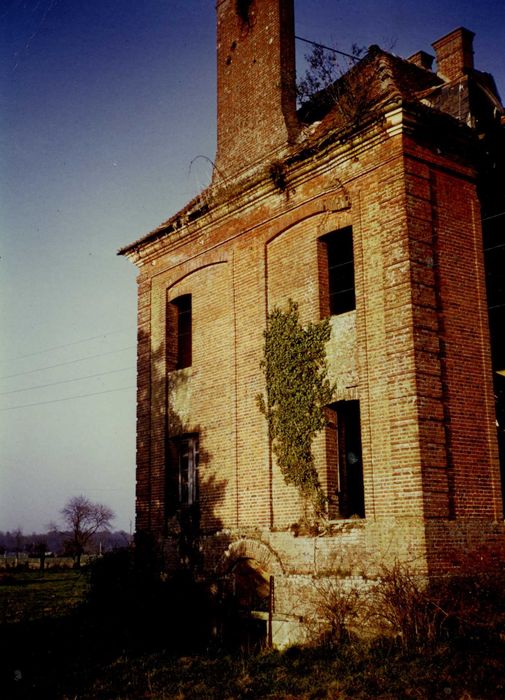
[120,0,505,646]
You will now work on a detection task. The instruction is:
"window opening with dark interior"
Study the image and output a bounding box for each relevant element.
[167,434,199,515]
[331,400,364,518]
[170,294,192,369]
[178,435,199,506]
[320,227,355,316]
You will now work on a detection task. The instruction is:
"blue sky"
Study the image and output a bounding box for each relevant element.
[1,0,504,534]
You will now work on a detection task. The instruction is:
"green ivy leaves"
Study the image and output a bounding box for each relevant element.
[257,300,334,515]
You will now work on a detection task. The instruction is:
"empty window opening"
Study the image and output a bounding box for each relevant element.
[484,217,505,370]
[169,294,192,369]
[167,434,199,514]
[319,227,355,316]
[331,400,364,518]
[178,435,199,506]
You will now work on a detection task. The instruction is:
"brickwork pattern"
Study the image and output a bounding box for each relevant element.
[215,0,297,178]
[133,122,504,573]
[127,3,505,594]
[432,27,474,83]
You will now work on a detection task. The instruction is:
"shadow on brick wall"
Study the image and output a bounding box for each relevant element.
[140,330,230,572]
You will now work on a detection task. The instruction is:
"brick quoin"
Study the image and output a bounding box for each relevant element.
[120,0,505,637]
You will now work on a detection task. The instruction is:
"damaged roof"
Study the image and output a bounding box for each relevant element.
[119,43,503,258]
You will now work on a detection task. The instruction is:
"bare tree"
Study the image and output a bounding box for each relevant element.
[297,43,379,128]
[60,495,115,568]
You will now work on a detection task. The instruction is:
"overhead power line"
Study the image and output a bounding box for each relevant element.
[0,385,136,411]
[0,346,136,381]
[9,328,132,361]
[482,210,505,222]
[295,35,360,61]
[0,366,134,396]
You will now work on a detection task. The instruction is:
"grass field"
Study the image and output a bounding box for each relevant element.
[1,566,505,699]
[0,569,88,624]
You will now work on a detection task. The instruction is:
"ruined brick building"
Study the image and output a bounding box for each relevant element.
[120,0,505,644]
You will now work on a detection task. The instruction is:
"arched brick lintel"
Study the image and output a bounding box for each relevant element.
[217,538,285,576]
[265,185,352,248]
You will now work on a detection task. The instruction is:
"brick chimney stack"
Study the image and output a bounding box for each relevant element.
[407,50,434,71]
[432,27,475,82]
[214,0,298,180]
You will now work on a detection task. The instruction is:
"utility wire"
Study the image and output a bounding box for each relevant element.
[0,366,134,396]
[295,35,360,61]
[0,385,135,411]
[482,210,505,222]
[8,328,132,361]
[0,346,136,381]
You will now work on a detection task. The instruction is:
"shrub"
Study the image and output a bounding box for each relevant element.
[306,576,362,647]
[368,556,505,651]
[86,533,220,652]
[368,562,448,651]
[434,571,505,640]
[86,532,166,646]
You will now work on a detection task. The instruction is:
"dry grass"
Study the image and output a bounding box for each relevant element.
[2,561,505,699]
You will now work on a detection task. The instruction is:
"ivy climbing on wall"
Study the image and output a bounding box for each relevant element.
[257,300,334,517]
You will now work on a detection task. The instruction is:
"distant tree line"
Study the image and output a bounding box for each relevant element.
[0,528,132,558]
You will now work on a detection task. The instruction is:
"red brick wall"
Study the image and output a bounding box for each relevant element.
[135,275,152,533]
[431,167,502,520]
[432,27,474,83]
[131,105,504,572]
[215,0,297,178]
